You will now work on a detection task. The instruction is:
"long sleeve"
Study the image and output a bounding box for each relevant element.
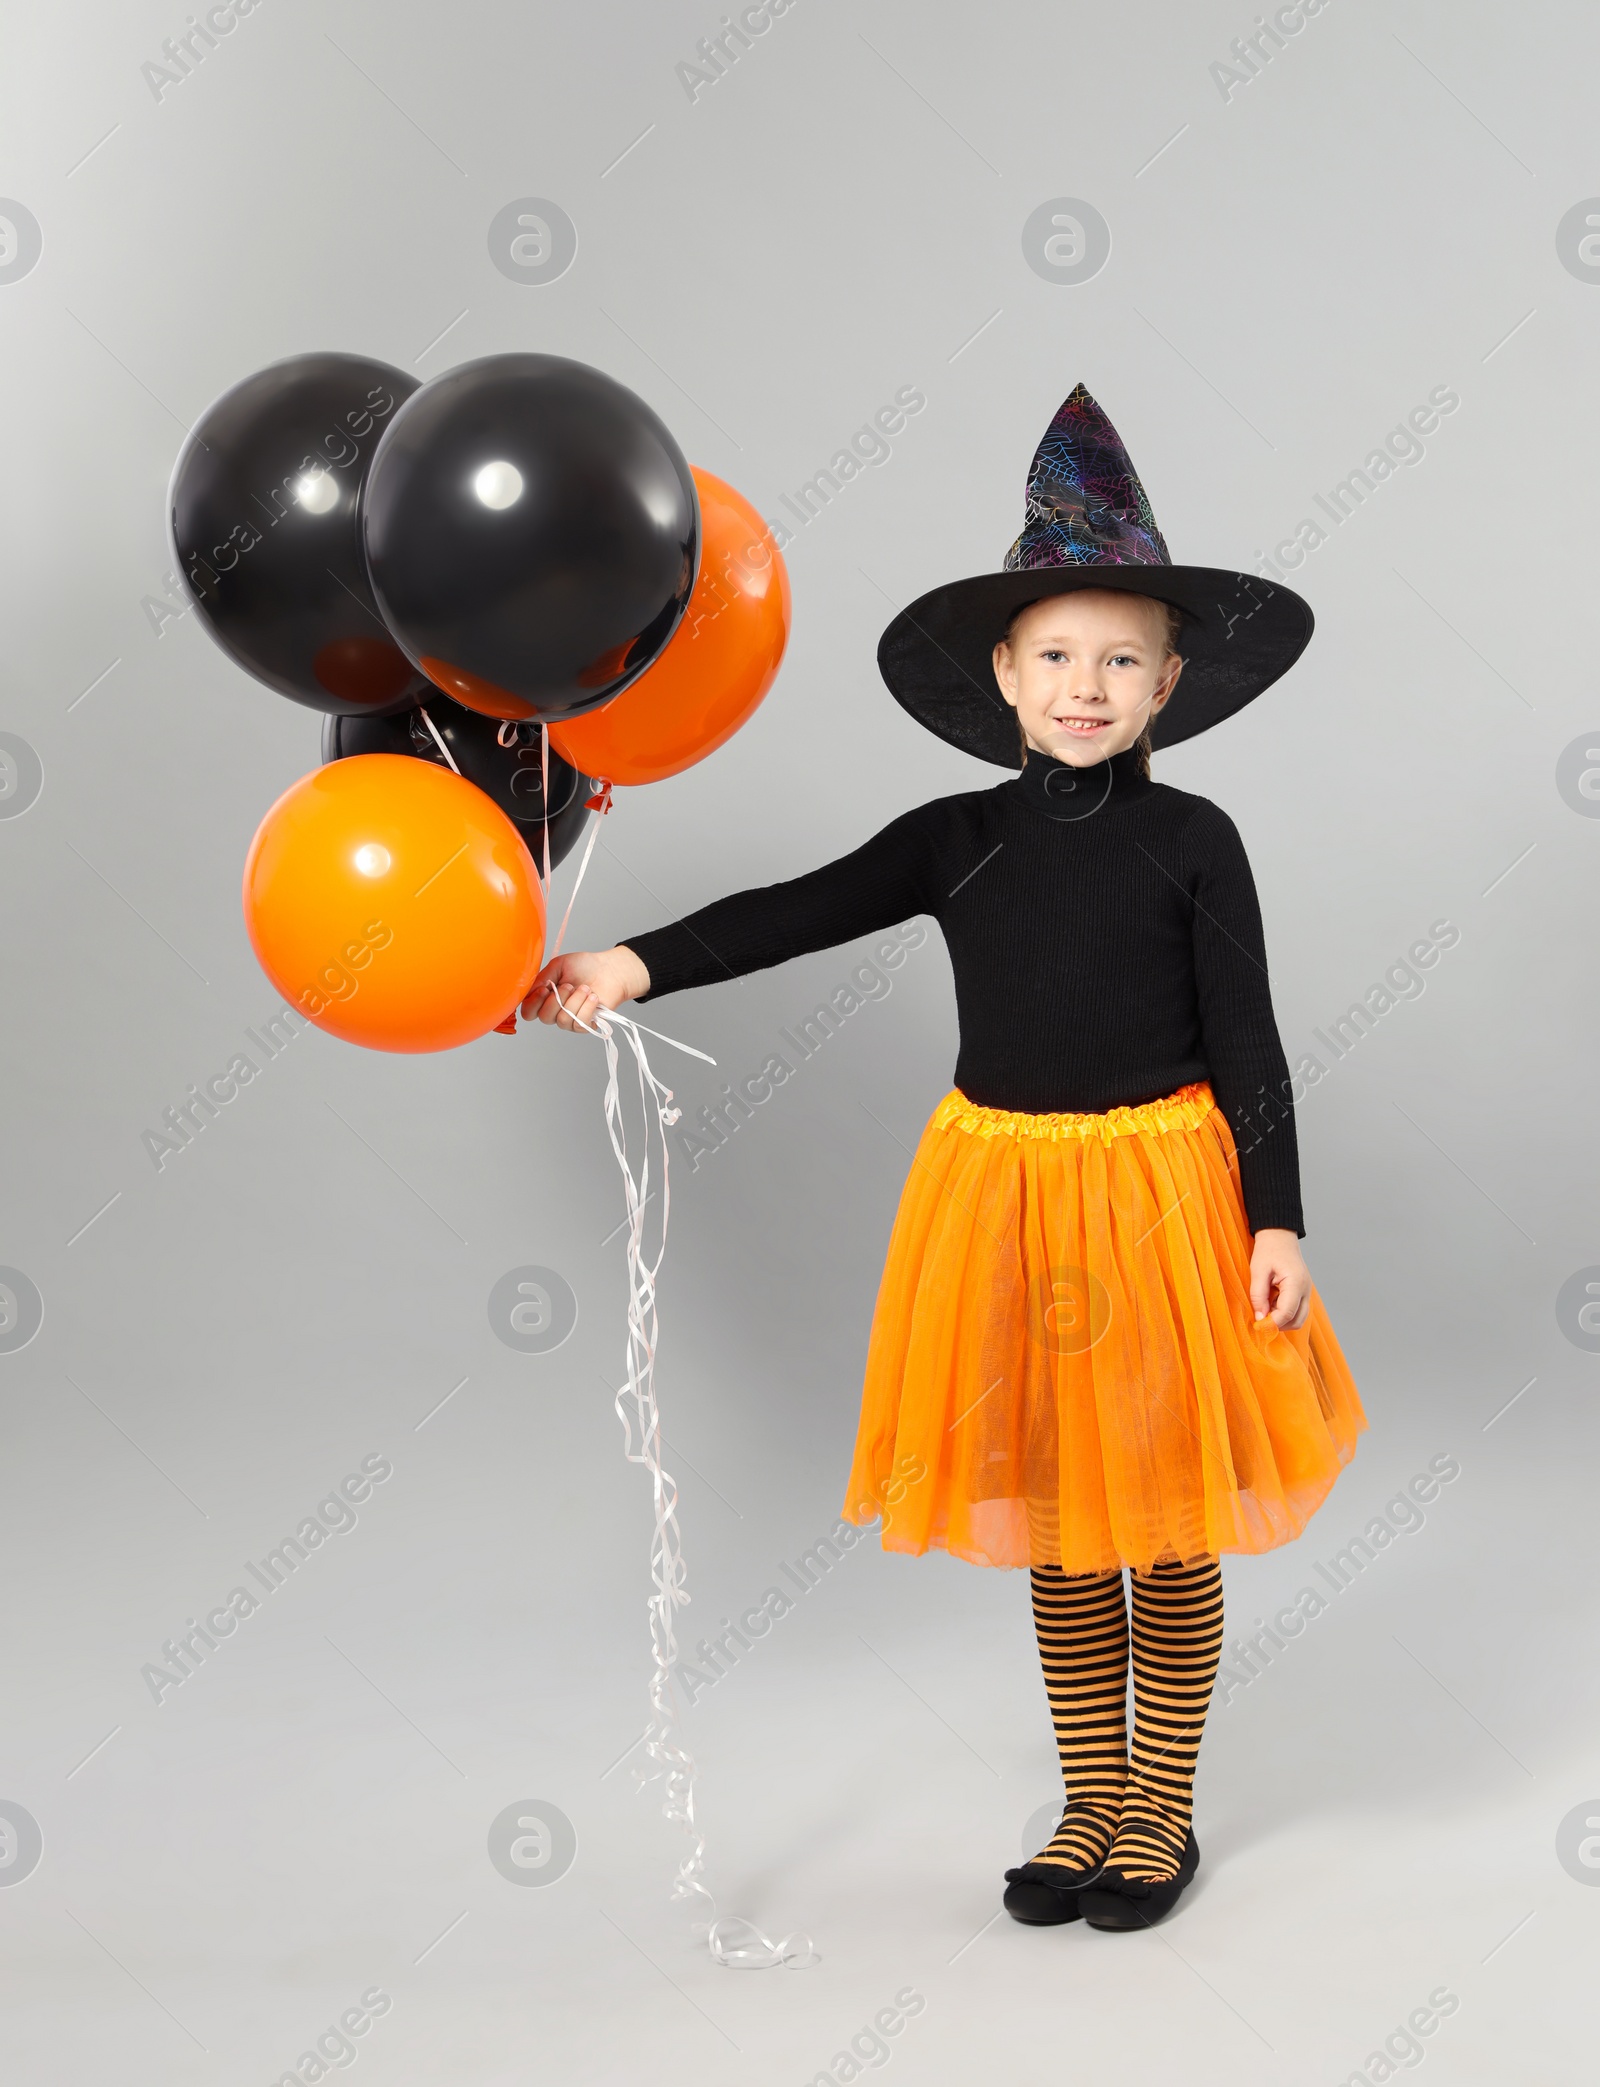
[1182,802,1305,1237]
[620,805,937,1004]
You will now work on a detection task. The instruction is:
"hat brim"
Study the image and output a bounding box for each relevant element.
[877,565,1313,767]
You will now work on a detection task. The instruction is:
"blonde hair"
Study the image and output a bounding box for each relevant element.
[1004,593,1183,778]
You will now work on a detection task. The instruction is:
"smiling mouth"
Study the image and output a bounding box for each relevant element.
[1052,717,1109,734]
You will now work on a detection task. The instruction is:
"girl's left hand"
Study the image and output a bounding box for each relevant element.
[1250,1228,1312,1331]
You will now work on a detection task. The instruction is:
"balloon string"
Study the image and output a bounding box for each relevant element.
[417,707,462,776]
[551,984,817,1973]
[548,787,608,963]
[550,986,716,1068]
[540,724,552,899]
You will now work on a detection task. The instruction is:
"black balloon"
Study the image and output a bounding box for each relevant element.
[171,352,431,717]
[361,352,699,726]
[321,702,599,870]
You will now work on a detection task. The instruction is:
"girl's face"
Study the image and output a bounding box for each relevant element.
[992,590,1183,765]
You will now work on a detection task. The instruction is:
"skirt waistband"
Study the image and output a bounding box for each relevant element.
[932,1082,1216,1145]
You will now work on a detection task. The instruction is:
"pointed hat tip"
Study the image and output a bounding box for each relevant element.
[1009,378,1169,568]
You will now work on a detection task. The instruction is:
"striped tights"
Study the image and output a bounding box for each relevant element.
[1028,1556,1224,1882]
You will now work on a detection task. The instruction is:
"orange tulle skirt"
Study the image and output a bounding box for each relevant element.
[840,1083,1367,1575]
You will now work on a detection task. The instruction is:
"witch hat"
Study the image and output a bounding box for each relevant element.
[877,384,1312,766]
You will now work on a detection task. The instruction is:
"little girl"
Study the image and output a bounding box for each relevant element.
[525,385,1366,1932]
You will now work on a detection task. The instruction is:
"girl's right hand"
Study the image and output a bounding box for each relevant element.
[521,945,651,1032]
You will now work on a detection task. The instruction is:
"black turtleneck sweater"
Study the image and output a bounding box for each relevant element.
[620,746,1304,1235]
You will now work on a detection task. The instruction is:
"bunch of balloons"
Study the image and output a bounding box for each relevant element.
[171,351,791,1053]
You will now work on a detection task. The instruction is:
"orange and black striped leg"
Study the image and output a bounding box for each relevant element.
[1102,1555,1224,1885]
[1026,1565,1129,1872]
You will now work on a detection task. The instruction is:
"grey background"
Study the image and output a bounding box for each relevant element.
[1,1,1596,2080]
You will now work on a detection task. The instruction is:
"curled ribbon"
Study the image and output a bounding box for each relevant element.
[551,982,816,1971]
[500,773,816,1966]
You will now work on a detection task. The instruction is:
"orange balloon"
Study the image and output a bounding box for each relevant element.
[243,755,545,1053]
[548,468,790,786]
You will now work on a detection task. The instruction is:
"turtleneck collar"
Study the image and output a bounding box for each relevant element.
[1006,742,1154,823]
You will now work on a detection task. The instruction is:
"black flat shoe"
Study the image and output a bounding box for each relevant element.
[1002,1859,1101,1925]
[1080,1827,1200,1930]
